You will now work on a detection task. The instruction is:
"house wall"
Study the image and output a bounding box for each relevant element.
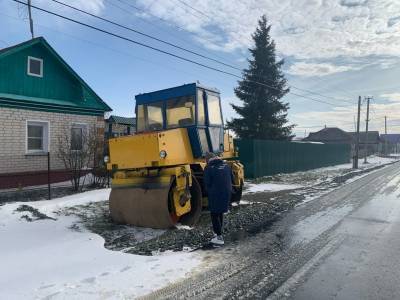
[0,107,104,179]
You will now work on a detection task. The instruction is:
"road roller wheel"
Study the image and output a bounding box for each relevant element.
[109,175,203,229]
[168,175,202,226]
[231,182,243,203]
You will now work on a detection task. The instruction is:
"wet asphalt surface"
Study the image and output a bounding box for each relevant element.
[288,164,400,300]
[141,162,400,300]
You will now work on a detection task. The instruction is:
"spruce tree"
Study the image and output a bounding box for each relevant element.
[227,15,294,140]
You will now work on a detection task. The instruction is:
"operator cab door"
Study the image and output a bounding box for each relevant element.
[196,88,224,155]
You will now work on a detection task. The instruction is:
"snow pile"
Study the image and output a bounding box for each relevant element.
[244,183,303,194]
[360,155,398,166]
[0,189,201,299]
[304,155,398,172]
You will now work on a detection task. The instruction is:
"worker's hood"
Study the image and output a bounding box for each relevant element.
[207,157,223,166]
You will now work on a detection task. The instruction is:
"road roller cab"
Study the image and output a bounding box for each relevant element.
[107,83,244,229]
[135,82,226,158]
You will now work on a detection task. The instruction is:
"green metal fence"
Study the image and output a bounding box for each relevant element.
[235,139,351,178]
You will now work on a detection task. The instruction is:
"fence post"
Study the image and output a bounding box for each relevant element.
[47,151,51,200]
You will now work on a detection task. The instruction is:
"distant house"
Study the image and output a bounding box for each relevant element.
[105,115,136,138]
[380,134,400,154]
[348,131,381,156]
[303,127,352,144]
[0,37,112,188]
[303,127,384,158]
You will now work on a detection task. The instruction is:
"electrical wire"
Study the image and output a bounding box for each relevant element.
[50,0,239,71]
[62,0,356,105]
[0,11,245,99]
[170,0,354,104]
[49,0,357,106]
[170,0,357,104]
[13,0,354,108]
[175,0,211,20]
[171,0,251,46]
[113,0,235,64]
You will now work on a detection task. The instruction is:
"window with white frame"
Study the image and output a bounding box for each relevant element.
[27,56,43,77]
[71,124,87,151]
[27,121,49,153]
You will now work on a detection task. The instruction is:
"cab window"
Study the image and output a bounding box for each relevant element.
[136,104,146,132]
[207,93,223,125]
[136,102,164,132]
[147,101,164,131]
[197,89,206,125]
[166,96,195,128]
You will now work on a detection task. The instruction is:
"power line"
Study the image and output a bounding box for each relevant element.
[174,0,355,105]
[296,121,356,129]
[175,0,212,20]
[117,0,187,32]
[288,85,354,104]
[171,0,250,47]
[114,2,356,106]
[50,0,239,71]
[166,0,355,105]
[15,0,240,75]
[13,0,353,108]
[0,11,244,97]
[295,74,355,99]
[115,0,356,105]
[116,0,247,64]
[106,0,236,64]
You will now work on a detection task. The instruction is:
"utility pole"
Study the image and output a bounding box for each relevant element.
[364,96,371,163]
[27,0,34,39]
[385,116,387,155]
[353,96,361,169]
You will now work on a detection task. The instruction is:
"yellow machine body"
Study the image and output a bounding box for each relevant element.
[107,128,244,229]
[108,128,193,169]
[106,83,244,229]
[108,127,237,169]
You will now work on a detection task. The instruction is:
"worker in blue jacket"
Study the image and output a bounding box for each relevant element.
[204,152,233,245]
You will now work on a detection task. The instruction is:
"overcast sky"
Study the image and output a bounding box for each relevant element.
[1,0,400,136]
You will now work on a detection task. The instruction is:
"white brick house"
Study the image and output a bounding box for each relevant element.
[0,37,111,188]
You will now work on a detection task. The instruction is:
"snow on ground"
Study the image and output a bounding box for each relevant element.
[298,156,399,204]
[359,155,398,166]
[244,183,303,194]
[0,189,201,299]
[301,155,398,172]
[244,155,399,196]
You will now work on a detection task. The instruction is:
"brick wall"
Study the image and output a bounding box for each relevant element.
[0,107,104,175]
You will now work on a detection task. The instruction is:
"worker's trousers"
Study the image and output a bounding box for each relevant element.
[211,212,224,236]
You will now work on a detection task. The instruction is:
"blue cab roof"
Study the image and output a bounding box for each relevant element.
[135,83,220,105]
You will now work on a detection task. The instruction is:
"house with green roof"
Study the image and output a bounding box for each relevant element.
[0,37,112,188]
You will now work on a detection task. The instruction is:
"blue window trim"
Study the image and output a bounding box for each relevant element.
[134,83,224,140]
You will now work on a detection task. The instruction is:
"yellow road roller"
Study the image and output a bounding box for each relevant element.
[106,83,244,229]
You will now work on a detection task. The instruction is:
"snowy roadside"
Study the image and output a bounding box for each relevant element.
[0,189,202,300]
[242,155,399,198]
[0,155,397,299]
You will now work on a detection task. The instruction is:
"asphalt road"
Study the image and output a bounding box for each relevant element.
[287,164,400,300]
[142,162,400,300]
